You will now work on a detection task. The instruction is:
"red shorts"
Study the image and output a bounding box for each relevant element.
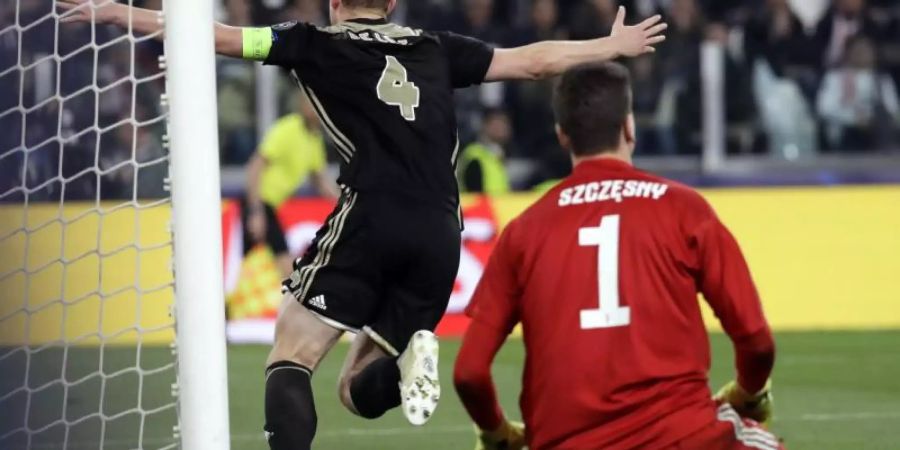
[664,404,785,450]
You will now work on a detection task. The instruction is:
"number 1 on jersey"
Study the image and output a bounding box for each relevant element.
[377,55,420,121]
[579,215,631,329]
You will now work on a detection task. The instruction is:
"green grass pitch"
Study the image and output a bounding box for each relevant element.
[2,330,898,449]
[228,330,900,450]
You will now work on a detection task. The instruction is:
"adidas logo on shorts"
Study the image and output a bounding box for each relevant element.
[308,295,327,310]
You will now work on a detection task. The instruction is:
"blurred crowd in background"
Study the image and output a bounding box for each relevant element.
[1,0,167,202]
[2,0,900,201]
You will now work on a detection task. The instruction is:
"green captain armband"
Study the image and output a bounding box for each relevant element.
[242,27,273,61]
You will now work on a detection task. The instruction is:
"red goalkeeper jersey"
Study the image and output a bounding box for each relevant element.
[465,158,772,449]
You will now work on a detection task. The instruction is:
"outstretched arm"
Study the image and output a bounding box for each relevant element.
[57,0,245,58]
[485,7,666,81]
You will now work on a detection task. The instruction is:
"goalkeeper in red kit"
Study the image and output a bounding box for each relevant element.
[453,62,784,450]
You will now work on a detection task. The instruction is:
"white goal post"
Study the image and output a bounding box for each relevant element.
[164,0,231,448]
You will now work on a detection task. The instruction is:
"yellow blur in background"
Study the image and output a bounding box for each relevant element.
[0,203,175,346]
[1,185,898,346]
[699,185,900,330]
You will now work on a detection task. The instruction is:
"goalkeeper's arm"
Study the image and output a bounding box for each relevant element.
[454,320,526,450]
[484,6,666,81]
[694,208,776,417]
[454,320,508,432]
[57,0,256,59]
[732,330,775,396]
[714,329,775,426]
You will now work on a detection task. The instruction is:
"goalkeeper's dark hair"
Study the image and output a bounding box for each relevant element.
[343,0,391,10]
[553,61,632,156]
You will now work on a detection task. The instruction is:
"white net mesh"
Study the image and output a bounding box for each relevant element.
[0,1,179,448]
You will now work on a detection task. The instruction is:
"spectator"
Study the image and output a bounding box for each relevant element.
[99,120,168,200]
[505,0,563,162]
[448,0,508,145]
[660,0,704,80]
[60,94,102,200]
[457,109,512,196]
[248,0,297,26]
[744,0,819,90]
[492,0,533,29]
[0,3,16,70]
[291,0,327,25]
[405,0,455,30]
[659,0,704,154]
[0,3,18,196]
[875,7,900,88]
[218,63,257,165]
[521,0,565,42]
[632,0,667,19]
[568,0,618,40]
[815,0,885,68]
[630,55,677,155]
[99,46,136,125]
[134,124,170,199]
[817,36,900,151]
[224,0,251,26]
[450,0,505,44]
[695,0,746,23]
[48,0,167,200]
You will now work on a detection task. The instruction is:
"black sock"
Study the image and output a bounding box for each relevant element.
[264,361,317,450]
[349,356,402,419]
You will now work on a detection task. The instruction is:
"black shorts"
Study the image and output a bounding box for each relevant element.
[282,188,461,351]
[240,197,289,256]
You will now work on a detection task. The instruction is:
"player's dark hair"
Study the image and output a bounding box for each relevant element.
[553,61,632,156]
[343,0,390,10]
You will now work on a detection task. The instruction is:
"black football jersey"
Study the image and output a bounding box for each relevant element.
[265,18,495,211]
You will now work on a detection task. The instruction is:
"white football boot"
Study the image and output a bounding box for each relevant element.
[397,330,440,426]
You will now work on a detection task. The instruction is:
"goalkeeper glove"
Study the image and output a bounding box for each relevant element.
[474,420,526,450]
[715,379,773,427]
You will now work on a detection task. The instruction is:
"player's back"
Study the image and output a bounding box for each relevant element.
[507,158,721,449]
[264,19,494,210]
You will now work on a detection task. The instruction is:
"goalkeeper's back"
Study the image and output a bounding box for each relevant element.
[461,62,781,450]
[469,158,778,448]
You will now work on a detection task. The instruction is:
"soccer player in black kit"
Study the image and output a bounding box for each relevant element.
[58,0,666,448]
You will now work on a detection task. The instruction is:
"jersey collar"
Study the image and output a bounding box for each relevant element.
[345,17,388,25]
[572,157,634,176]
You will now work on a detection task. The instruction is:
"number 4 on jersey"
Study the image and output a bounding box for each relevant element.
[579,215,631,329]
[377,55,420,121]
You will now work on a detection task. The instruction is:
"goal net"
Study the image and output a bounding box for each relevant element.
[0,1,181,448]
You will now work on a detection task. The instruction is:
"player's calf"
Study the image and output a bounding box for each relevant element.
[264,362,317,450]
[264,295,344,449]
[337,328,402,418]
[341,356,403,419]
